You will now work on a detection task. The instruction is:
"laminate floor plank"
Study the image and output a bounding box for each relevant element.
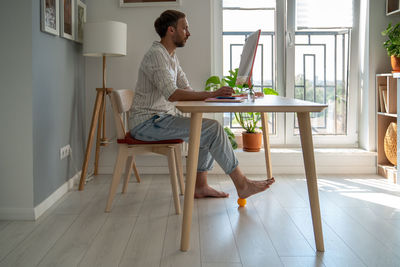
[340,207,400,258]
[78,215,137,267]
[52,182,103,215]
[109,177,152,217]
[280,256,324,267]
[252,192,316,257]
[276,178,366,266]
[0,214,76,267]
[318,187,400,266]
[160,198,201,267]
[290,178,400,266]
[269,176,309,208]
[36,185,111,267]
[219,176,283,267]
[0,221,10,232]
[284,207,366,267]
[197,177,241,264]
[202,262,243,267]
[119,176,172,267]
[118,211,169,267]
[0,221,38,261]
[339,178,400,220]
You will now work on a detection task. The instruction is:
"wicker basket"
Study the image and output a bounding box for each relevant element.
[384,122,397,166]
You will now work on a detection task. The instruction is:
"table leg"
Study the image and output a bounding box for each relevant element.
[297,112,324,252]
[180,112,203,251]
[261,113,272,179]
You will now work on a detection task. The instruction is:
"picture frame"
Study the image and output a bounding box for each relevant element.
[119,0,181,8]
[76,0,86,43]
[60,0,75,40]
[41,0,60,36]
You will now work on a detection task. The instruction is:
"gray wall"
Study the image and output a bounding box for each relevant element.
[32,0,86,206]
[0,0,34,218]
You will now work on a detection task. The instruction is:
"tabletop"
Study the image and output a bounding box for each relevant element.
[175,95,328,113]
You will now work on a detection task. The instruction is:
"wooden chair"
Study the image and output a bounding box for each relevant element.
[105,89,185,214]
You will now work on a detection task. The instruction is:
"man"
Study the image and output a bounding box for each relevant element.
[129,10,274,198]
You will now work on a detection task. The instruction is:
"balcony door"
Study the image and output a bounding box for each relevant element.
[220,0,357,147]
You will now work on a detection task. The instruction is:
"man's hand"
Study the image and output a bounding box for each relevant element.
[212,86,235,97]
[168,86,235,102]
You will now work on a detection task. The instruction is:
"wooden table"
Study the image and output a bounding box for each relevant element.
[175,95,328,252]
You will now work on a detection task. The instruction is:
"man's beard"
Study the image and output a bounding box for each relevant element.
[174,37,187,47]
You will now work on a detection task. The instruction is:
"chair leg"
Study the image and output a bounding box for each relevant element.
[174,144,185,195]
[167,147,181,214]
[105,146,127,212]
[122,155,134,194]
[131,154,141,183]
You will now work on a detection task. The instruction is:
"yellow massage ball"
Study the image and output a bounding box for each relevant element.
[237,198,247,207]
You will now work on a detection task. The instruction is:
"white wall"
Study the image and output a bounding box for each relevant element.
[359,0,400,151]
[85,0,213,170]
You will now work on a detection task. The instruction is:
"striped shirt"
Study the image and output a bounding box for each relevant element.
[129,41,190,129]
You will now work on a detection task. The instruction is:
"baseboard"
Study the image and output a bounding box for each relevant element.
[33,171,81,220]
[0,171,81,221]
[98,148,377,175]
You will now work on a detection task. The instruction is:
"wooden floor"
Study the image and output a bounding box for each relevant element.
[1,174,400,267]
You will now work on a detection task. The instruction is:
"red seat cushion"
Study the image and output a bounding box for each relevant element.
[117,132,183,145]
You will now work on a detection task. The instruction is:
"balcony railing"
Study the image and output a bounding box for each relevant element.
[223,29,350,136]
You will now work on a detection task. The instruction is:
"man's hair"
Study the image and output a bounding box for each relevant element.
[154,10,186,38]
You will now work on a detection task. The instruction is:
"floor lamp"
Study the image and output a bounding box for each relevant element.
[79,21,127,190]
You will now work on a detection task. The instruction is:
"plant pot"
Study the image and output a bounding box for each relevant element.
[242,131,262,152]
[391,55,400,72]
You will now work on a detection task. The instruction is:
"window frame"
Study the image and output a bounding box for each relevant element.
[212,0,359,148]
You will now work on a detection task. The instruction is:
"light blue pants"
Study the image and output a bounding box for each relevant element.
[130,114,238,174]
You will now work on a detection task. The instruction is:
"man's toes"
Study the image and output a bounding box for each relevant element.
[266,177,275,185]
[221,192,229,198]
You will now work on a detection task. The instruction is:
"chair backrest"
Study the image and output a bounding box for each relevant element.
[109,89,134,139]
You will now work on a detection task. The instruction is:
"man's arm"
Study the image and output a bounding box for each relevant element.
[168,86,234,102]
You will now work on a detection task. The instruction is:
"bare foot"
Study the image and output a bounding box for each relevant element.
[194,185,229,198]
[237,177,275,199]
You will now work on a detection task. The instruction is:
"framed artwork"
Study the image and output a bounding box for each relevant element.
[60,0,75,40]
[119,0,181,7]
[41,0,60,35]
[76,0,87,43]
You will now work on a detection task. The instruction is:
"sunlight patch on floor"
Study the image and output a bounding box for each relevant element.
[341,192,400,210]
[316,179,367,192]
[345,179,400,192]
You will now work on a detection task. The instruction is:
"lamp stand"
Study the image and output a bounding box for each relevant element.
[79,56,112,191]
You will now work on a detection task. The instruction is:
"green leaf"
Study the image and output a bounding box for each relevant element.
[205,76,220,86]
[263,87,279,95]
[382,22,400,56]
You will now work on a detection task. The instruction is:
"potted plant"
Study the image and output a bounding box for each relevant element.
[234,111,262,151]
[382,22,400,72]
[234,87,278,152]
[204,71,278,151]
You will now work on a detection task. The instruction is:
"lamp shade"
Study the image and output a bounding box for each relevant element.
[83,21,127,57]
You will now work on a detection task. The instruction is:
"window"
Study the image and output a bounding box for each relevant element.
[220,0,357,147]
[222,0,277,135]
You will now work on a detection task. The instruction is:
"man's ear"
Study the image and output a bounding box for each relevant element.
[167,25,175,34]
